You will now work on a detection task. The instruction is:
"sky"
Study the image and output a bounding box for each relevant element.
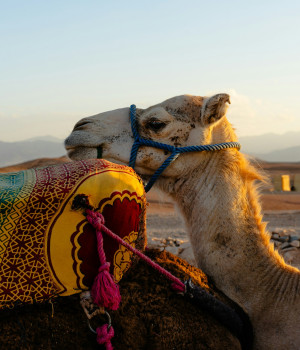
[1,0,300,142]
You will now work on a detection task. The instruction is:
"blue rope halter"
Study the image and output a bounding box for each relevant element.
[129,104,241,192]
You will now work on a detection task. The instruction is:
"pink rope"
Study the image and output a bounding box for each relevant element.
[81,204,185,350]
[85,209,185,293]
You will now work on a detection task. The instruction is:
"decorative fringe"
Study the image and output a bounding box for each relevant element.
[85,209,121,311]
[91,262,121,311]
[96,324,115,350]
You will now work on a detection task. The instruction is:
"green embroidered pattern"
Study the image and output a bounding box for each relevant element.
[0,170,36,262]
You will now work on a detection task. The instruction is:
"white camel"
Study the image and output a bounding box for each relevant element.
[65,93,300,350]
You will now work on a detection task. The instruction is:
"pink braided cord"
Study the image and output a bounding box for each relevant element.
[86,209,185,293]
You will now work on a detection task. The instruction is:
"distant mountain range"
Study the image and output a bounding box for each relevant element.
[239,131,300,154]
[0,131,299,167]
[239,131,300,162]
[0,136,66,167]
[252,145,300,162]
[26,135,64,143]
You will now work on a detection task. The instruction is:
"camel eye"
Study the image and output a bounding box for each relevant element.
[146,120,166,132]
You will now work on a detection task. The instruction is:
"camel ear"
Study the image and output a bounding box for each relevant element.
[200,93,230,126]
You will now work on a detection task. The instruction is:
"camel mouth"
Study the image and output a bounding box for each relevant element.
[65,146,99,161]
[65,147,83,160]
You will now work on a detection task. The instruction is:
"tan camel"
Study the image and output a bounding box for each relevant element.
[65,93,300,350]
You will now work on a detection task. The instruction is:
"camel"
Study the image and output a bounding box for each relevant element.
[65,93,300,350]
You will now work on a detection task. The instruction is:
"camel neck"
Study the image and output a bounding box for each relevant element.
[164,152,300,315]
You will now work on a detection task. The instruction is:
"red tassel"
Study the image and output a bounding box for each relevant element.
[96,324,114,350]
[91,262,121,311]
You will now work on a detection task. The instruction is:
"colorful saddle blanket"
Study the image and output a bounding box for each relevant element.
[0,159,146,309]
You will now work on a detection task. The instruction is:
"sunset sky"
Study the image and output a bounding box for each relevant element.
[1,0,300,141]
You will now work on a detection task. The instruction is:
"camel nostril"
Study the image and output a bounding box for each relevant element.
[73,120,92,131]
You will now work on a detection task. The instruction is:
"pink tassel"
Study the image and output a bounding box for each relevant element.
[86,209,121,310]
[96,324,114,350]
[91,262,121,310]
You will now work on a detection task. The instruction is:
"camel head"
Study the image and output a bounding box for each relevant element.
[65,94,237,184]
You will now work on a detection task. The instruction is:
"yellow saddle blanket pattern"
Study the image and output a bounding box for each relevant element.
[0,159,146,309]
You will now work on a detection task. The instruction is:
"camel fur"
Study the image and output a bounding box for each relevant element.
[65,93,300,350]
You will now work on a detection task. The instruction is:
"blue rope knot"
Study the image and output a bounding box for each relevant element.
[128,104,240,192]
